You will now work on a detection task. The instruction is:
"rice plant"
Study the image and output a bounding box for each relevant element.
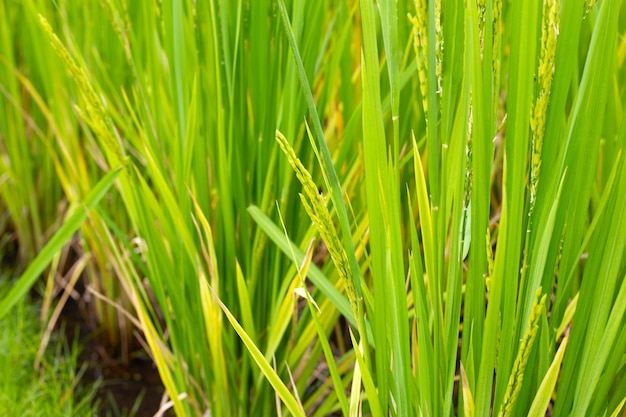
[0,0,624,416]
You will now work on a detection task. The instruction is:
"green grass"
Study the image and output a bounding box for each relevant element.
[0,281,97,416]
[1,0,625,416]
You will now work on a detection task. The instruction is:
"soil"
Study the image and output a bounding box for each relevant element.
[58,295,169,417]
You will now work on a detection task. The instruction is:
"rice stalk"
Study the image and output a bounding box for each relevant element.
[498,289,547,417]
[408,0,429,117]
[38,15,126,167]
[529,0,559,210]
[275,130,358,314]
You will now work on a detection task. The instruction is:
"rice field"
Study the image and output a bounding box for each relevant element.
[0,0,625,415]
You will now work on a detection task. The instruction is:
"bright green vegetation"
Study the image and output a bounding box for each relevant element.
[1,0,625,416]
[0,281,97,416]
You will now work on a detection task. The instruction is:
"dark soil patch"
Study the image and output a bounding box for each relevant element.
[58,295,168,417]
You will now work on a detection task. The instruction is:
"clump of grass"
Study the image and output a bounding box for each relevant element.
[0,280,97,416]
